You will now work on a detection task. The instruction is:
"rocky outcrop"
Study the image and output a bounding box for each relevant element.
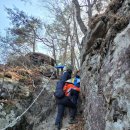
[25,53,55,66]
[7,52,55,67]
[81,0,130,130]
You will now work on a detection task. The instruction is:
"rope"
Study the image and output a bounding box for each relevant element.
[1,72,54,130]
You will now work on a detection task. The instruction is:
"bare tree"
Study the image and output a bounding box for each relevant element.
[41,1,72,64]
[40,0,82,68]
[73,0,110,35]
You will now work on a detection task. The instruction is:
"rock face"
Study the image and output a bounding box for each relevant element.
[0,77,56,130]
[81,0,130,130]
[0,63,57,130]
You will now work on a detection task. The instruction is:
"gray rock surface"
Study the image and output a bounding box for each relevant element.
[0,77,57,130]
[81,0,130,130]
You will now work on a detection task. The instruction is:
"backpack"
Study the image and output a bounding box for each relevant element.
[54,81,65,99]
[54,71,72,99]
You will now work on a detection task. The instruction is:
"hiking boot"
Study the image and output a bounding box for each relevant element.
[55,123,61,130]
[68,117,78,124]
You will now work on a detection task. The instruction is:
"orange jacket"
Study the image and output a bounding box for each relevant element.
[63,83,80,97]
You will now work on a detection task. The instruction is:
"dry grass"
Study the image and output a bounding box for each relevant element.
[0,66,41,81]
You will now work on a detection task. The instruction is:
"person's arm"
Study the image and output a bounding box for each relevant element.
[70,86,80,96]
[72,86,80,92]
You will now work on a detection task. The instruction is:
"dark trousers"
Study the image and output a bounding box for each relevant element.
[55,97,77,125]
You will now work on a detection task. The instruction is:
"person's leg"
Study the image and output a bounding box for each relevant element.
[69,106,77,119]
[55,104,65,129]
[70,96,78,119]
[66,98,78,124]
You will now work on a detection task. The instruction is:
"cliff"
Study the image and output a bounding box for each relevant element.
[81,0,130,130]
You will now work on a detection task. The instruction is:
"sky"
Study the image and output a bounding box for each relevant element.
[0,0,44,34]
[0,0,51,55]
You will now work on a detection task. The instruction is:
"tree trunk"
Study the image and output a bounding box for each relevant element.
[52,42,57,65]
[33,29,36,53]
[72,0,87,35]
[71,43,75,67]
[87,0,92,19]
[62,34,69,65]
[69,33,75,67]
[74,50,80,69]
[73,6,81,51]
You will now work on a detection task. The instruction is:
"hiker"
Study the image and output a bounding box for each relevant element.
[54,70,80,130]
[54,64,73,99]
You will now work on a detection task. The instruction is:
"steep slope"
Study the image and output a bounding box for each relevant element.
[0,64,57,130]
[0,66,84,130]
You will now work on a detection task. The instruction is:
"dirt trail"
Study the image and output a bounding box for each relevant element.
[61,115,85,130]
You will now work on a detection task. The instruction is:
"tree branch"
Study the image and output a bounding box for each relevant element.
[91,0,98,7]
